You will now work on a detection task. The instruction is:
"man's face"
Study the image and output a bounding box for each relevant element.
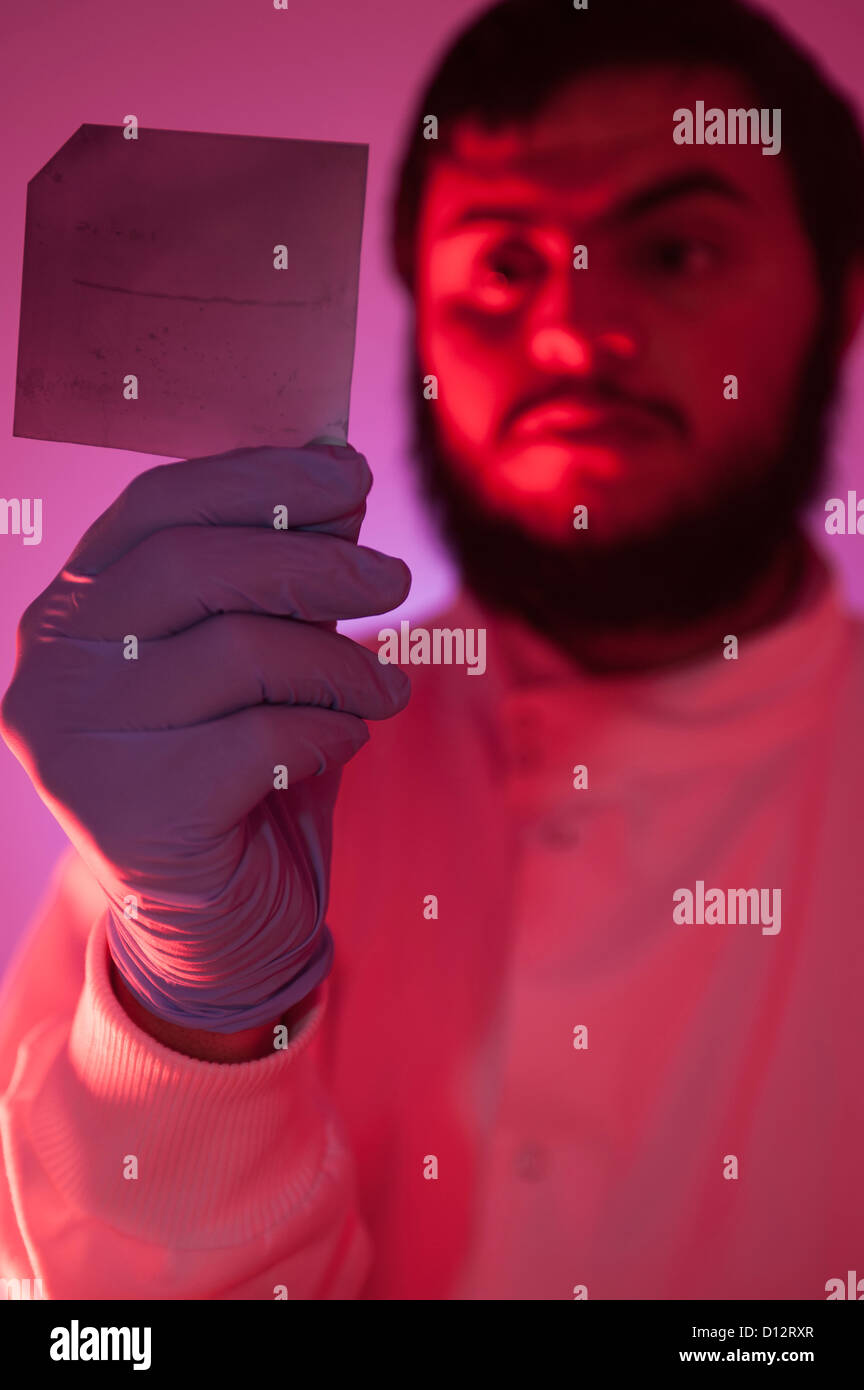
[415,65,822,546]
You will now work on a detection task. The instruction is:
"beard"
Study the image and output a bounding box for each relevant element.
[406,309,847,645]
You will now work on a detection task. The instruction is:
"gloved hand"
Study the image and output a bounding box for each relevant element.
[1,443,411,1032]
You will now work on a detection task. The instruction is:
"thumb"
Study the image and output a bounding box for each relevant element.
[306,434,350,449]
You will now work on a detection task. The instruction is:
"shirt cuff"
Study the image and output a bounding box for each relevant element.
[24,914,338,1246]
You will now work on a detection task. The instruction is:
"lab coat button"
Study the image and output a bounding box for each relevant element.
[513,1141,549,1181]
[538,815,580,849]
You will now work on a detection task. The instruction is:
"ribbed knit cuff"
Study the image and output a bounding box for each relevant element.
[25,914,343,1246]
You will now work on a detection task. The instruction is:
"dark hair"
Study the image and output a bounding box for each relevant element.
[390,0,864,303]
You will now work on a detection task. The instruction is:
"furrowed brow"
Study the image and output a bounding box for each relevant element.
[443,206,540,233]
[603,172,751,228]
[440,173,751,239]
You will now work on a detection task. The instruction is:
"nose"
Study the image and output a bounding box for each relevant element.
[526,272,640,373]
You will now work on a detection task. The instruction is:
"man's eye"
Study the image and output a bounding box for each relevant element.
[470,244,543,308]
[639,237,719,278]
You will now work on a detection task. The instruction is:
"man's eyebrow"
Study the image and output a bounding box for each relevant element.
[442,173,751,235]
[443,205,541,232]
[601,172,752,226]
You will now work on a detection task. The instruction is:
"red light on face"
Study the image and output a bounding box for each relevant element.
[497,442,574,496]
[530,327,592,371]
[475,437,624,543]
[596,331,638,359]
[499,439,623,491]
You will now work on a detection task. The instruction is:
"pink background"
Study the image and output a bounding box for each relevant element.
[1,0,863,974]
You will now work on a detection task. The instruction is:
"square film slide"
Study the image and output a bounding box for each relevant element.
[14,124,368,458]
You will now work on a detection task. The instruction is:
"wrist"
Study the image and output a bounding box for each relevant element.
[109,959,291,1062]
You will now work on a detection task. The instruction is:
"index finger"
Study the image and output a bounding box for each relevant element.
[67,443,373,576]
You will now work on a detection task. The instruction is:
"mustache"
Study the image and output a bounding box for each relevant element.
[501,381,688,438]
